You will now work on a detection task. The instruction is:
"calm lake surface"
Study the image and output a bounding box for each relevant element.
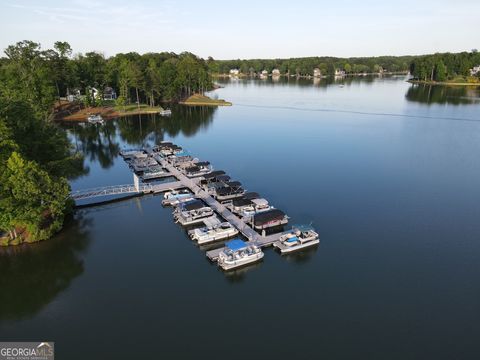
[1,76,480,359]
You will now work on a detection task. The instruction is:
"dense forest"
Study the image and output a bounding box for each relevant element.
[0,40,212,114]
[0,40,212,245]
[408,51,480,83]
[209,55,414,76]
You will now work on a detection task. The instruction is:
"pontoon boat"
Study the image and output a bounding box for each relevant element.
[217,239,264,270]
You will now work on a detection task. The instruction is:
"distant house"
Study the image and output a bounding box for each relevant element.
[229,69,240,76]
[67,88,81,102]
[103,87,117,100]
[272,68,280,76]
[470,65,480,76]
[335,69,346,76]
[313,68,322,77]
[261,70,268,76]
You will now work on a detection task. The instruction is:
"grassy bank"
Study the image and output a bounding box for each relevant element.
[408,78,480,86]
[180,94,232,106]
[59,104,164,121]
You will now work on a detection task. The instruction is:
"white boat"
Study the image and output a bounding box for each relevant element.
[129,157,158,172]
[87,114,104,124]
[240,198,273,218]
[173,199,215,226]
[189,222,239,244]
[120,149,144,159]
[159,109,172,116]
[217,239,264,270]
[184,161,212,178]
[141,166,167,180]
[162,189,194,206]
[273,225,319,254]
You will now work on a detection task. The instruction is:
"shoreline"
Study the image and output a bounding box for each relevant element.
[408,79,480,87]
[56,105,164,122]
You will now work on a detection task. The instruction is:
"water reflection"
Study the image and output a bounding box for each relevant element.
[223,260,263,283]
[405,84,480,105]
[63,105,217,169]
[0,215,91,322]
[282,244,319,264]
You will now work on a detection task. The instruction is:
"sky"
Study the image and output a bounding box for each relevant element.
[0,0,478,59]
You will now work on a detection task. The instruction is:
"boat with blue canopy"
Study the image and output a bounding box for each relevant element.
[217,239,264,270]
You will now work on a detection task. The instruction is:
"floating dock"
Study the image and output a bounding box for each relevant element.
[72,142,316,268]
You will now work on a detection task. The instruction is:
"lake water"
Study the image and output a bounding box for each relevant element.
[1,76,480,359]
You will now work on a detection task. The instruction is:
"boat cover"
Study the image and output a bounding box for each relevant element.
[181,200,204,211]
[226,239,247,251]
[286,236,298,243]
[243,192,260,200]
[232,198,253,207]
[251,198,269,206]
[254,209,286,226]
[216,187,244,196]
[186,165,200,173]
[195,161,210,166]
[226,181,242,187]
[203,170,226,179]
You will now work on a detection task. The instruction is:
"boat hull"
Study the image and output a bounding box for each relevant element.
[218,252,264,270]
[192,228,239,244]
[273,238,320,253]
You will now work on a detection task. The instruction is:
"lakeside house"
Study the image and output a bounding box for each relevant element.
[89,86,117,100]
[335,69,346,76]
[103,87,117,100]
[229,68,240,76]
[313,68,321,77]
[272,68,280,76]
[470,65,480,76]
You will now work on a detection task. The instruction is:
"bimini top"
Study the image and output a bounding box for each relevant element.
[185,165,200,173]
[174,150,191,157]
[203,170,226,179]
[216,187,244,196]
[254,209,286,226]
[251,198,269,206]
[226,181,242,188]
[195,161,210,167]
[243,192,260,200]
[226,239,247,251]
[181,199,204,211]
[232,198,253,207]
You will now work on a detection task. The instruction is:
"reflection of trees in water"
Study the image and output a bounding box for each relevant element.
[116,105,216,142]
[283,245,319,264]
[0,215,91,321]
[65,120,120,169]
[405,84,480,105]
[62,105,216,169]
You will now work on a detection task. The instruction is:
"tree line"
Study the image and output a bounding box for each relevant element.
[408,50,480,82]
[0,40,213,112]
[208,55,414,76]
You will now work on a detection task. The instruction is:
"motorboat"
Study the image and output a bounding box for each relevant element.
[273,225,319,253]
[253,209,289,230]
[119,149,143,159]
[162,189,194,206]
[141,166,167,180]
[185,161,212,178]
[188,222,239,244]
[240,198,274,218]
[129,157,158,172]
[212,182,245,201]
[217,239,264,270]
[159,109,172,116]
[87,114,104,124]
[173,199,215,226]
